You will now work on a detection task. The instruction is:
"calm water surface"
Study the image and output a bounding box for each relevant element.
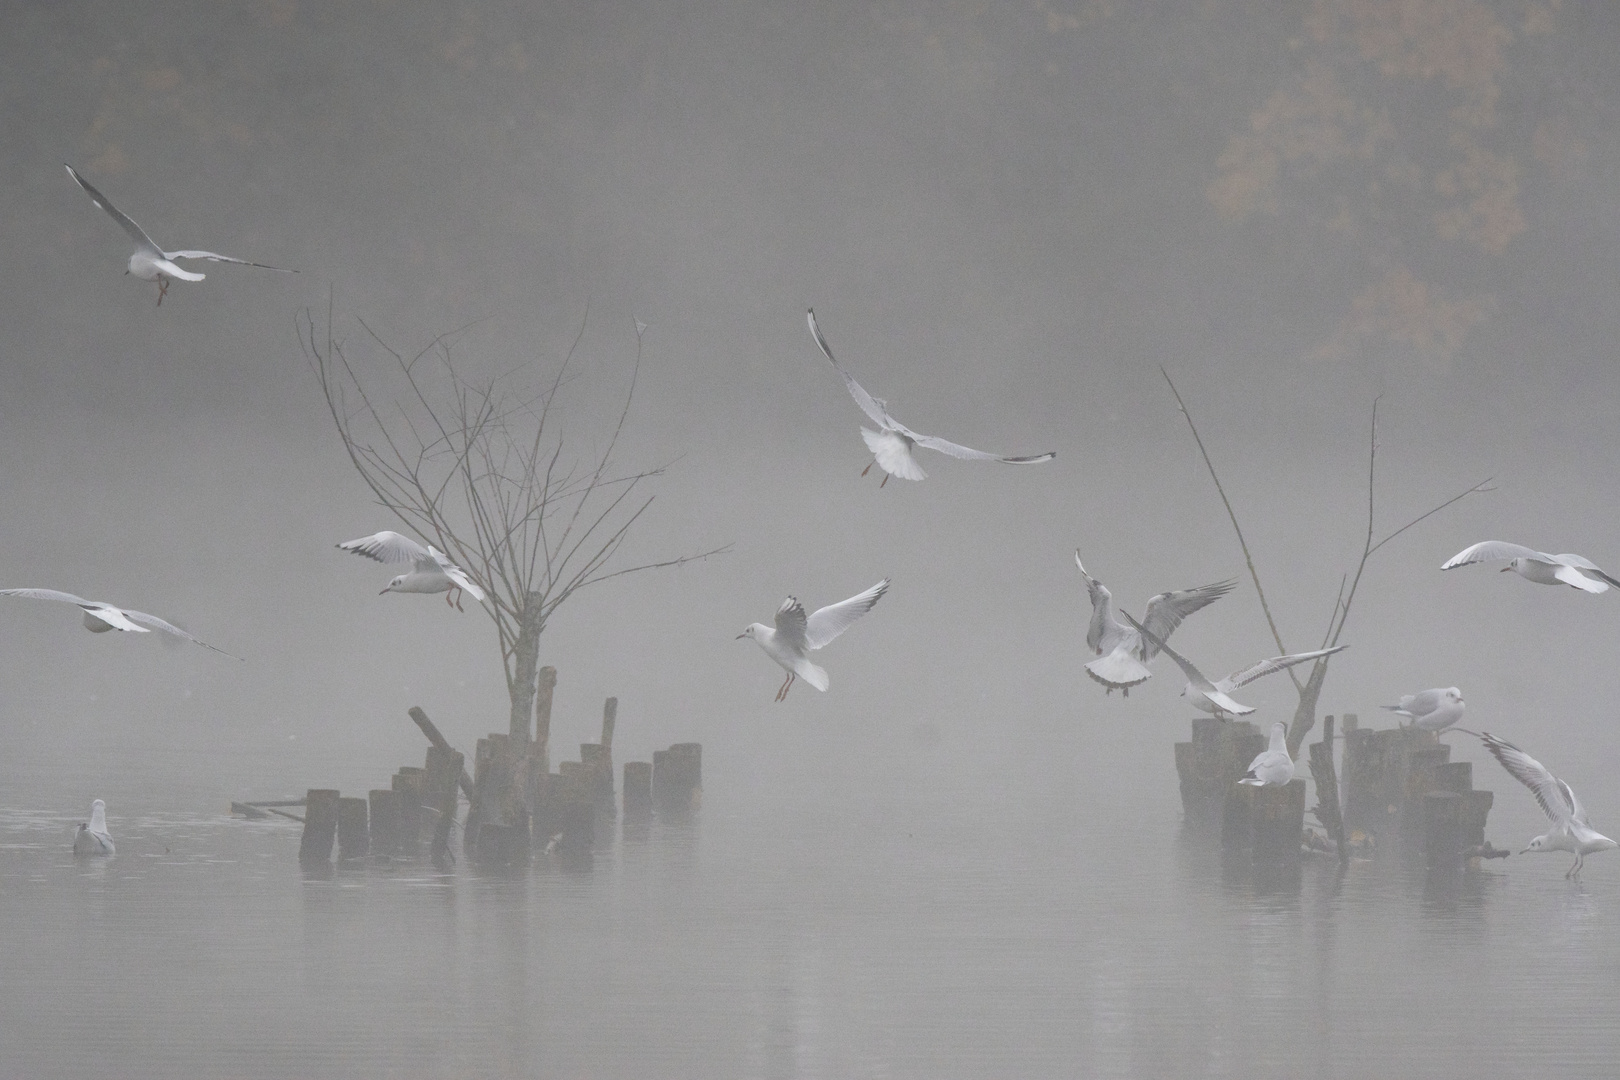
[3,758,1617,1079]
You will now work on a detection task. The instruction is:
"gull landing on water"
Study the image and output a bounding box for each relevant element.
[337,532,486,610]
[0,589,240,658]
[738,579,888,701]
[1442,541,1620,594]
[1239,723,1295,787]
[1478,732,1615,880]
[73,799,115,855]
[65,164,295,305]
[1074,551,1234,695]
[806,310,1055,484]
[1122,610,1347,719]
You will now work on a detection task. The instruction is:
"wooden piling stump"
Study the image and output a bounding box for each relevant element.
[581,743,616,819]
[654,742,702,821]
[369,788,401,858]
[1435,760,1472,795]
[1223,779,1305,863]
[623,761,653,824]
[299,789,340,864]
[425,746,465,869]
[1179,719,1262,832]
[392,769,425,857]
[337,796,369,860]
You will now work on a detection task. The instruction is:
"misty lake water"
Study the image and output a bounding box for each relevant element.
[4,741,1618,1080]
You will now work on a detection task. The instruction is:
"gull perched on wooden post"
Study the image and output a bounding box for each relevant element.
[0,589,240,658]
[1381,687,1466,733]
[806,310,1055,484]
[337,531,486,610]
[1122,611,1347,719]
[1441,541,1620,594]
[1478,732,1615,880]
[1239,723,1295,787]
[73,799,115,856]
[65,164,295,305]
[1074,551,1234,695]
[738,579,888,700]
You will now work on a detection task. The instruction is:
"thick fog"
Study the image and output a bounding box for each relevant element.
[5,7,1620,1066]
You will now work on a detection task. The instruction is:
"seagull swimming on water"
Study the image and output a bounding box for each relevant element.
[1441,541,1620,594]
[337,532,486,610]
[738,579,889,700]
[1381,687,1466,733]
[1477,731,1615,880]
[1123,611,1347,718]
[65,164,295,305]
[0,589,240,658]
[806,310,1055,484]
[1239,723,1295,787]
[73,800,115,855]
[1074,552,1234,695]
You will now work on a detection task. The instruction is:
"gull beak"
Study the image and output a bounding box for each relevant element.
[1519,847,1531,855]
[379,586,391,595]
[734,632,747,640]
[1499,566,1513,572]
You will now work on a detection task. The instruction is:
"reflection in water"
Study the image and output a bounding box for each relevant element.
[2,799,1619,1078]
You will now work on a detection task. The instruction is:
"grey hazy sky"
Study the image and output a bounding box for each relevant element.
[3,2,1620,831]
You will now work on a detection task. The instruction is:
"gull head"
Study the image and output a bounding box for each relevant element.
[382,575,406,594]
[736,624,759,641]
[1522,834,1552,855]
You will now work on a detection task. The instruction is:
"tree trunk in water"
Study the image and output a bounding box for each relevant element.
[1286,658,1330,758]
[508,593,545,741]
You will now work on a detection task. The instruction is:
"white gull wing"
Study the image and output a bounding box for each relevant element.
[772,596,809,651]
[122,609,243,660]
[427,546,486,603]
[804,579,888,651]
[902,428,1056,465]
[1383,688,1443,718]
[338,531,434,568]
[1551,554,1620,592]
[0,587,96,607]
[65,164,163,255]
[0,589,144,632]
[1480,733,1586,828]
[807,309,891,427]
[166,249,295,273]
[1138,578,1238,660]
[1121,609,1256,715]
[1216,645,1347,693]
[1441,541,1552,569]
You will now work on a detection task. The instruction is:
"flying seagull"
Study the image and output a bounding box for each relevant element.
[1381,687,1466,733]
[337,531,486,610]
[73,799,115,856]
[1478,731,1615,880]
[65,164,295,305]
[0,589,240,658]
[806,309,1055,484]
[1239,722,1295,787]
[1074,552,1234,695]
[1122,611,1347,718]
[738,579,889,701]
[1441,541,1620,594]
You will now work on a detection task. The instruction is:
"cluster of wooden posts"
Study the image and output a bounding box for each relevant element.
[240,667,702,872]
[1175,713,1500,869]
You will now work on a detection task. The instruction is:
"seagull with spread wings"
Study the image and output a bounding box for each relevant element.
[0,589,240,658]
[806,310,1054,484]
[337,531,486,610]
[1122,611,1346,719]
[65,164,295,305]
[1074,552,1235,695]
[1441,541,1620,594]
[1478,732,1615,880]
[737,579,889,701]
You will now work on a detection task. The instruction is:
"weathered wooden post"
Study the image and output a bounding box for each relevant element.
[299,789,340,865]
[1223,780,1305,863]
[1306,715,1348,863]
[554,761,596,861]
[337,796,369,860]
[623,761,653,825]
[408,707,475,799]
[653,743,702,821]
[425,745,465,870]
[393,768,425,857]
[1176,719,1263,832]
[581,743,615,819]
[368,788,401,858]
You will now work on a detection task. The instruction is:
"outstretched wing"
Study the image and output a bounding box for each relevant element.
[1441,541,1549,569]
[773,596,809,649]
[338,531,431,566]
[1480,732,1579,827]
[1553,555,1620,591]
[166,250,295,273]
[428,546,486,603]
[122,609,243,660]
[1119,609,1207,688]
[65,164,162,255]
[805,579,889,650]
[0,587,96,607]
[1139,578,1237,660]
[1219,645,1346,692]
[807,309,890,427]
[906,431,1055,464]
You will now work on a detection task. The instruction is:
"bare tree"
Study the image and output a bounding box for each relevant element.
[302,300,729,739]
[1162,370,1491,757]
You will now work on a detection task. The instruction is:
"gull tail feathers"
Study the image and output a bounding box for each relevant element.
[1085,647,1151,691]
[793,657,830,692]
